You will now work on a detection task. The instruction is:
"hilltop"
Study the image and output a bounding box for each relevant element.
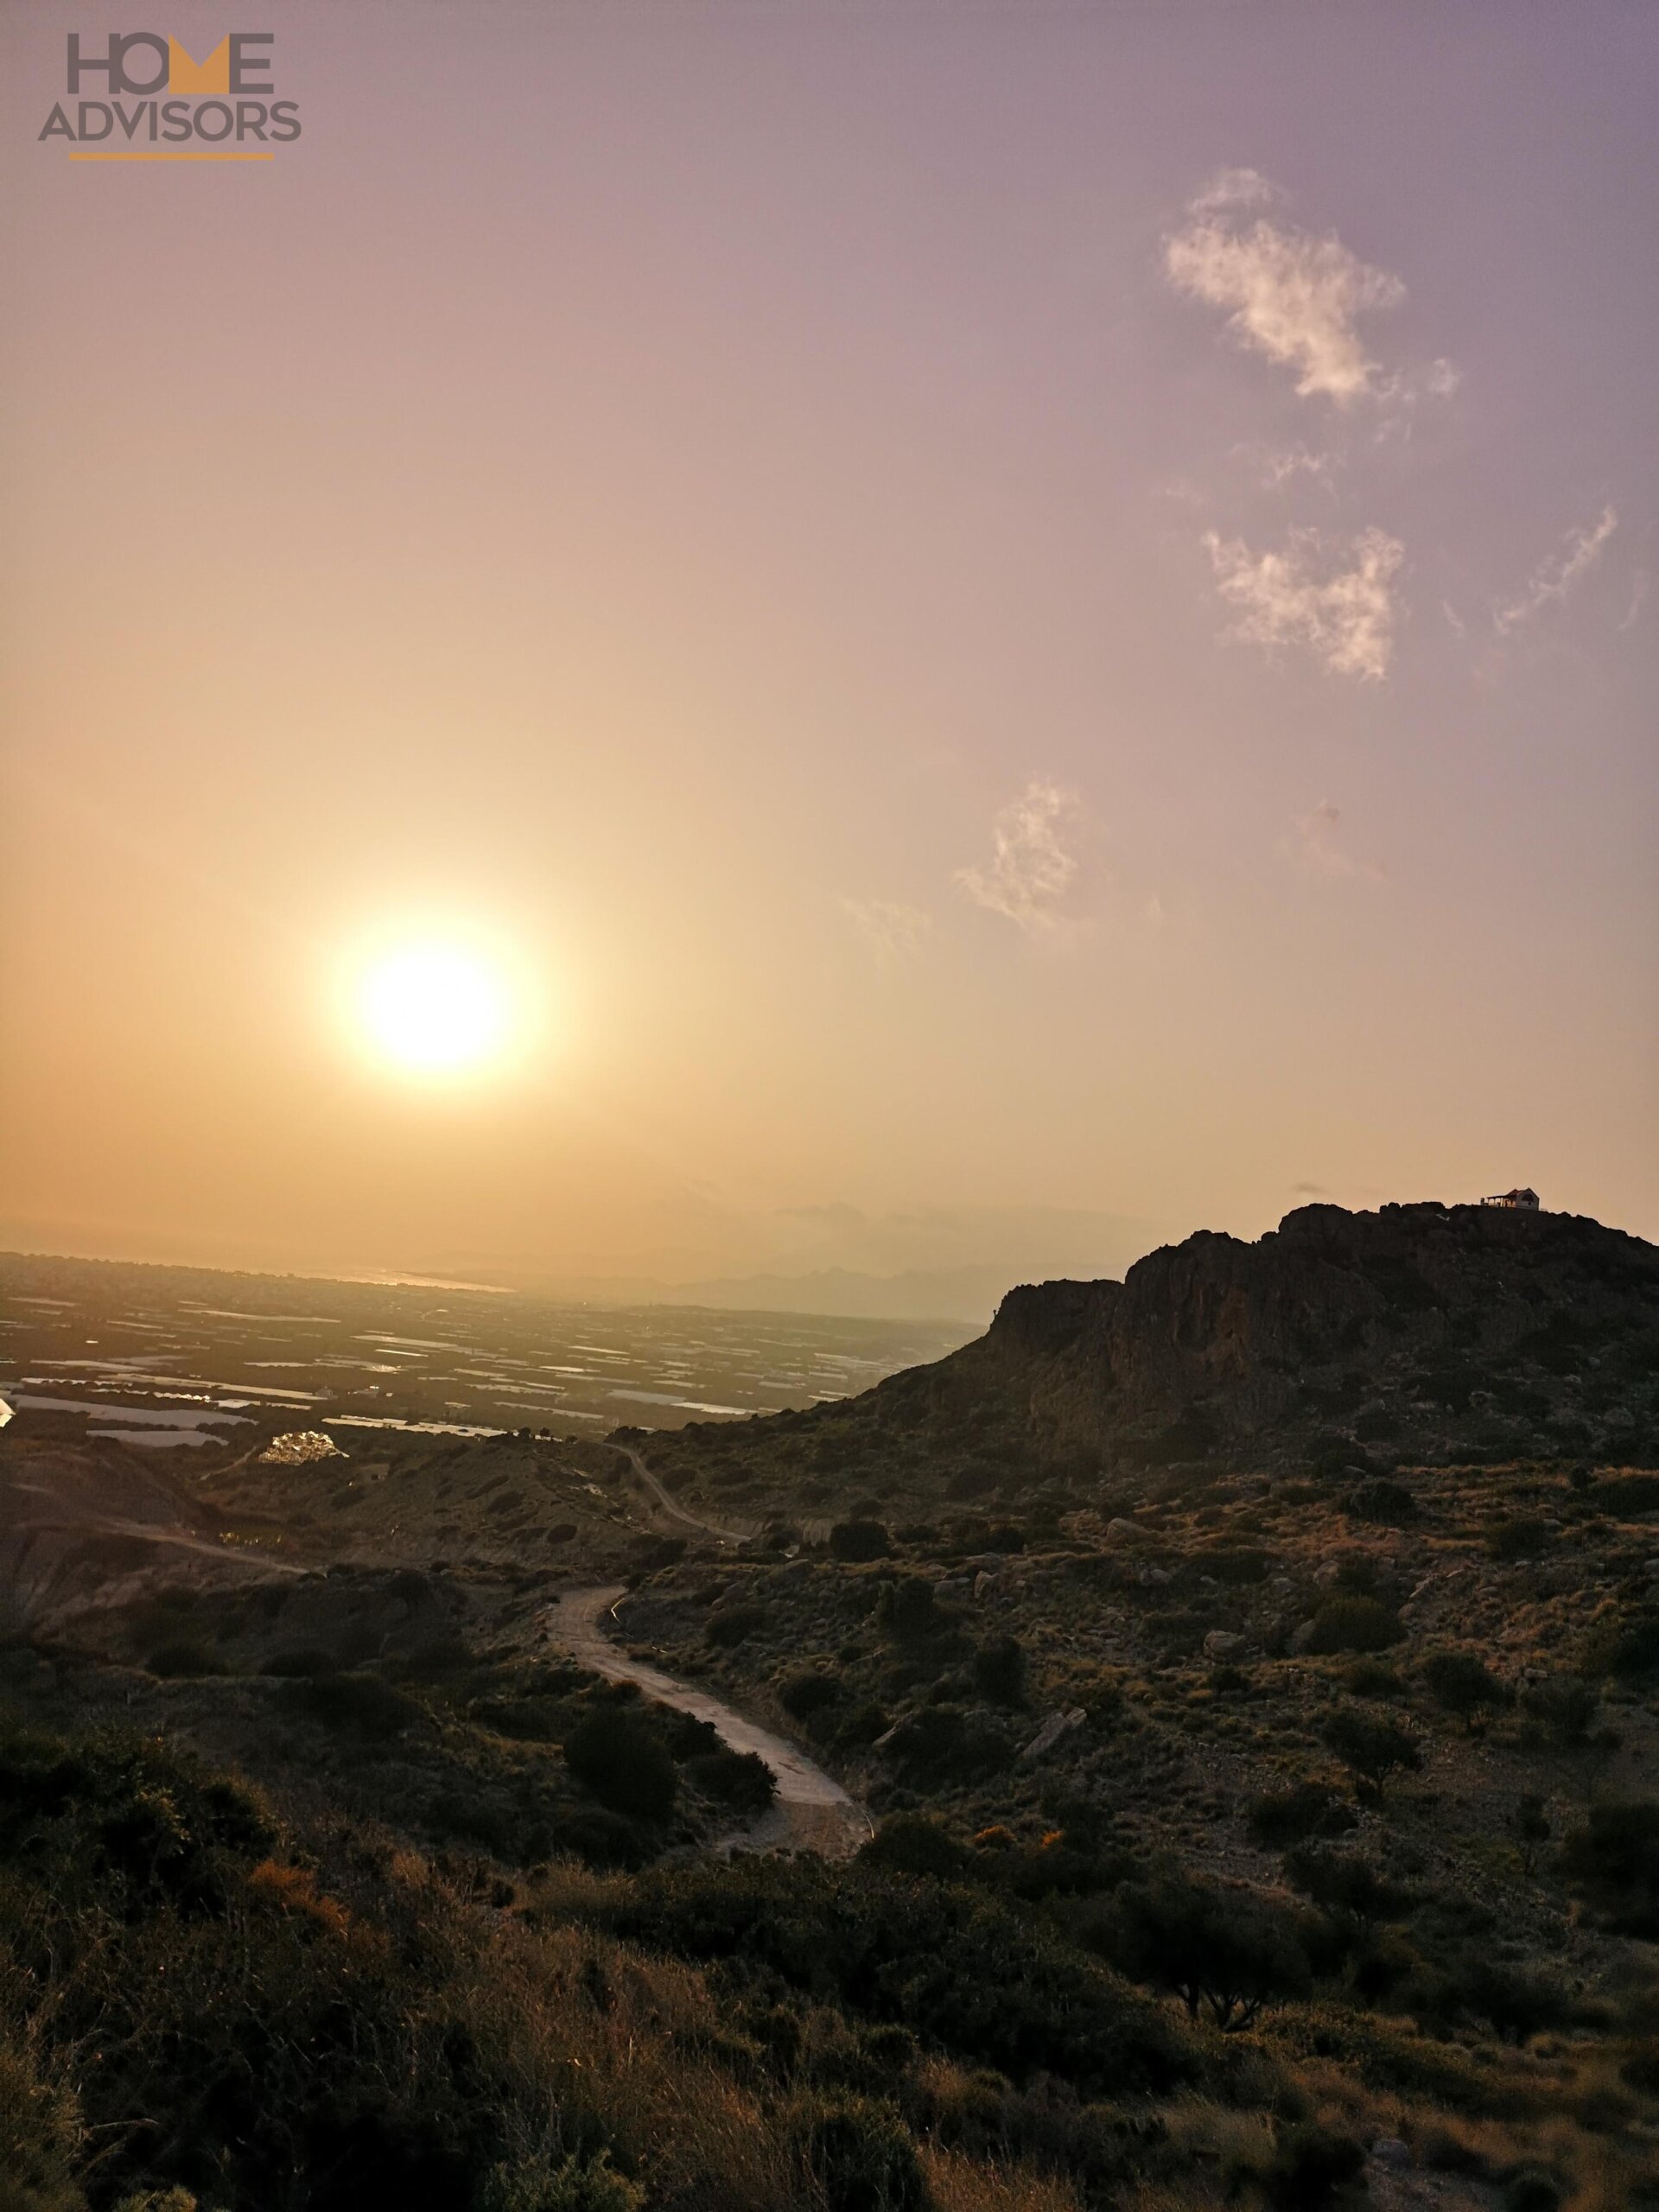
[645,1203,1659,1524]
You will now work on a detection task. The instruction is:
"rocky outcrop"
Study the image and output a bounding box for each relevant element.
[867,1203,1659,1472]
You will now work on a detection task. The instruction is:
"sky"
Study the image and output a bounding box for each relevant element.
[2,2,1655,1316]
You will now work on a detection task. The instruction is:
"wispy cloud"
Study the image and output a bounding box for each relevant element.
[1238,441,1344,493]
[1286,800,1385,880]
[955,782,1079,932]
[841,897,934,964]
[1205,526,1404,680]
[1166,172,1407,404]
[1494,505,1618,634]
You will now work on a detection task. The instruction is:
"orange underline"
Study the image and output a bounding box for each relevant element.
[67,149,276,162]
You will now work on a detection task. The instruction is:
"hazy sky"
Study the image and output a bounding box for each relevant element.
[3,2,1655,1300]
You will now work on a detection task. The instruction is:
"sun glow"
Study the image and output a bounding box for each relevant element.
[352,938,519,1078]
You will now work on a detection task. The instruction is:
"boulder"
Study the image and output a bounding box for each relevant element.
[1019,1707,1086,1763]
[1203,1630,1245,1660]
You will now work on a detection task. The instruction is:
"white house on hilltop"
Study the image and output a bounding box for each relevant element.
[1482,1187,1541,1211]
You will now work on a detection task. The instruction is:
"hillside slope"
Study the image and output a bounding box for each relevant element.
[849,1203,1655,1471]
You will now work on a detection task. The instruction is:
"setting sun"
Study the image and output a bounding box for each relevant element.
[353,940,518,1077]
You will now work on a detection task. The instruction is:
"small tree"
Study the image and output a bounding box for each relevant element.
[1319,1707,1422,1802]
[1421,1649,1510,1735]
[1104,1873,1310,2031]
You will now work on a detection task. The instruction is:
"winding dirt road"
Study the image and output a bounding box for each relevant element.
[543,1583,872,1859]
[607,1443,751,1545]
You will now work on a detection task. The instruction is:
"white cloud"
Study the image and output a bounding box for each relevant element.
[1191,167,1281,215]
[1494,505,1618,634]
[955,782,1079,932]
[841,897,934,964]
[1205,526,1404,680]
[1166,177,1407,404]
[1286,800,1385,880]
[1240,441,1344,492]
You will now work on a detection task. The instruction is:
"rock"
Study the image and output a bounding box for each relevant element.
[1138,1566,1172,1588]
[927,1204,1659,1473]
[1020,1708,1086,1763]
[972,1571,999,1599]
[1370,2138,1410,2171]
[1203,1630,1245,1660]
[1105,1518,1148,1545]
[935,1577,971,1600]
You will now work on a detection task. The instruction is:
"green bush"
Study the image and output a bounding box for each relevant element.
[1348,1478,1416,1525]
[971,1635,1027,1703]
[1559,1799,1659,1936]
[276,1672,418,1741]
[588,1855,1193,2094]
[705,1603,767,1649]
[1583,1611,1659,1681]
[1300,1596,1404,1655]
[880,1706,1012,1787]
[785,2094,928,2212]
[1097,1872,1310,2031]
[829,1521,892,1562]
[779,1670,842,1720]
[1485,1517,1551,1560]
[1246,1782,1357,1849]
[859,1815,969,1880]
[1282,1847,1409,1923]
[874,1577,942,1643]
[563,1712,678,1822]
[1262,2122,1365,2211]
[1344,1658,1402,1700]
[1319,1708,1422,1797]
[475,2152,644,2212]
[685,1747,775,1815]
[1421,1650,1510,1729]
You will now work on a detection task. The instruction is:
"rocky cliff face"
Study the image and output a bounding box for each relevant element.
[876,1204,1659,1471]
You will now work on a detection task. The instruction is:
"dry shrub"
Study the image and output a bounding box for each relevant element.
[443,1910,798,2212]
[0,2033,83,2212]
[921,2145,1085,2212]
[1155,2098,1275,2193]
[246,1858,353,1939]
[1412,2107,1517,2175]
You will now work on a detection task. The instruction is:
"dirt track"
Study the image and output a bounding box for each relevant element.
[543,1583,872,1859]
